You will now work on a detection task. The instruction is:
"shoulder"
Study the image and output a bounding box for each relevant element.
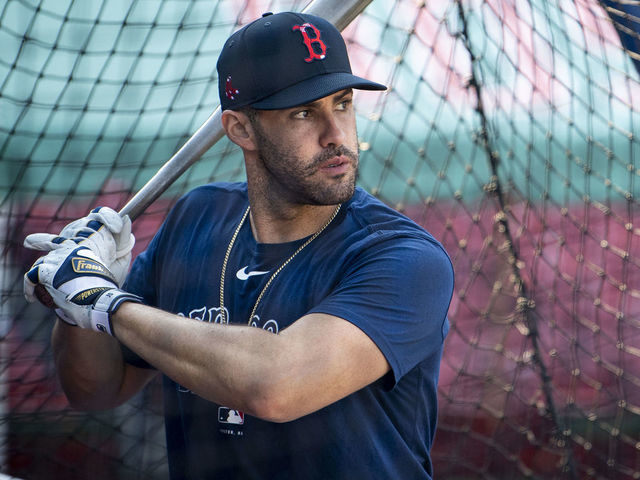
[174,182,248,209]
[165,182,248,222]
[147,182,249,249]
[345,188,428,235]
[343,188,450,261]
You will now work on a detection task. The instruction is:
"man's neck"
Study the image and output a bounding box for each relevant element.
[246,200,339,244]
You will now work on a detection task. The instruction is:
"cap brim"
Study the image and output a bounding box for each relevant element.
[249,72,386,110]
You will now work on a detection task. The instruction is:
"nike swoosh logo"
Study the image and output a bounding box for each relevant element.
[236,266,270,281]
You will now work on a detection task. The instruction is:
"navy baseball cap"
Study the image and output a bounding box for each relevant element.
[216,12,386,111]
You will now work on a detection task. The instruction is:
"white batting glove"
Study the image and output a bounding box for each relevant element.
[24,245,142,336]
[23,207,134,286]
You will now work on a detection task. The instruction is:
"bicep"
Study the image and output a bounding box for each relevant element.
[265,237,452,421]
[52,321,158,410]
[275,313,389,419]
[116,364,159,405]
[309,236,454,386]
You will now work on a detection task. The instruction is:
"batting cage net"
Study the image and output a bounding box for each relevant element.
[1,0,639,478]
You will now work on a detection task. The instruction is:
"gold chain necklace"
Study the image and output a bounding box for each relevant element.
[219,204,341,325]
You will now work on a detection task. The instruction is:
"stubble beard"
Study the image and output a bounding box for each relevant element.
[252,122,359,206]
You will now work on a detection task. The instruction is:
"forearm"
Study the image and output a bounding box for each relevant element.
[111,302,389,423]
[111,302,285,419]
[51,320,128,410]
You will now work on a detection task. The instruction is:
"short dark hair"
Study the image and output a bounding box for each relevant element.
[235,106,264,136]
[237,106,259,124]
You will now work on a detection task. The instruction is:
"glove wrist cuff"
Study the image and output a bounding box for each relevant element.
[92,289,143,337]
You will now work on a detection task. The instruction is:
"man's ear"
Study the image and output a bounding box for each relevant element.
[221,110,258,152]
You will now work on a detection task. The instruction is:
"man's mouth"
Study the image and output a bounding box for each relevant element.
[326,157,346,167]
[320,156,351,174]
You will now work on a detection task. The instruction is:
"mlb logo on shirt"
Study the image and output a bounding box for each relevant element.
[218,407,244,425]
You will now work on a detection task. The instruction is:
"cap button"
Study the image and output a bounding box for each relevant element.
[262,12,273,17]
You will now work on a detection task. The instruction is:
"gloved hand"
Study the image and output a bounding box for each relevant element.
[24,244,142,336]
[24,207,134,286]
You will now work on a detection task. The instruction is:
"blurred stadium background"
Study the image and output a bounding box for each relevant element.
[1,0,639,478]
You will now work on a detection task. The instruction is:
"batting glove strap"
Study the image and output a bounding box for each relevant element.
[92,289,143,337]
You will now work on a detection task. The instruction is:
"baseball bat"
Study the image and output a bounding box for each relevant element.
[119,0,373,221]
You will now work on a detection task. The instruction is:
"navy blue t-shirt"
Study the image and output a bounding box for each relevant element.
[123,182,453,480]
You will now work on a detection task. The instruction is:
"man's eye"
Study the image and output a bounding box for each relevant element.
[293,110,311,119]
[337,99,352,110]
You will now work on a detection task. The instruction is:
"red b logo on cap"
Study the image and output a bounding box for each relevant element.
[225,76,239,100]
[293,23,326,63]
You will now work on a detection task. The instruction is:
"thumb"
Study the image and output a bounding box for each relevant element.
[88,207,125,234]
[114,215,135,258]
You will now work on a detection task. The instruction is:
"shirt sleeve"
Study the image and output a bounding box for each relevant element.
[308,232,454,388]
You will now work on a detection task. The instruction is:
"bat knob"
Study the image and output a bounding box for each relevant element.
[34,284,56,309]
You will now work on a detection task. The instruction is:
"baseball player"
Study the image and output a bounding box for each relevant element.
[24,12,454,480]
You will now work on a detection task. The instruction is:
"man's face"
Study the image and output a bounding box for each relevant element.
[249,89,359,206]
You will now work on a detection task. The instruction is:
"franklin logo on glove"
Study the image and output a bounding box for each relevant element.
[72,257,109,274]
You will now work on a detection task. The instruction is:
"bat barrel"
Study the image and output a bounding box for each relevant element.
[304,0,372,30]
[119,108,224,221]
